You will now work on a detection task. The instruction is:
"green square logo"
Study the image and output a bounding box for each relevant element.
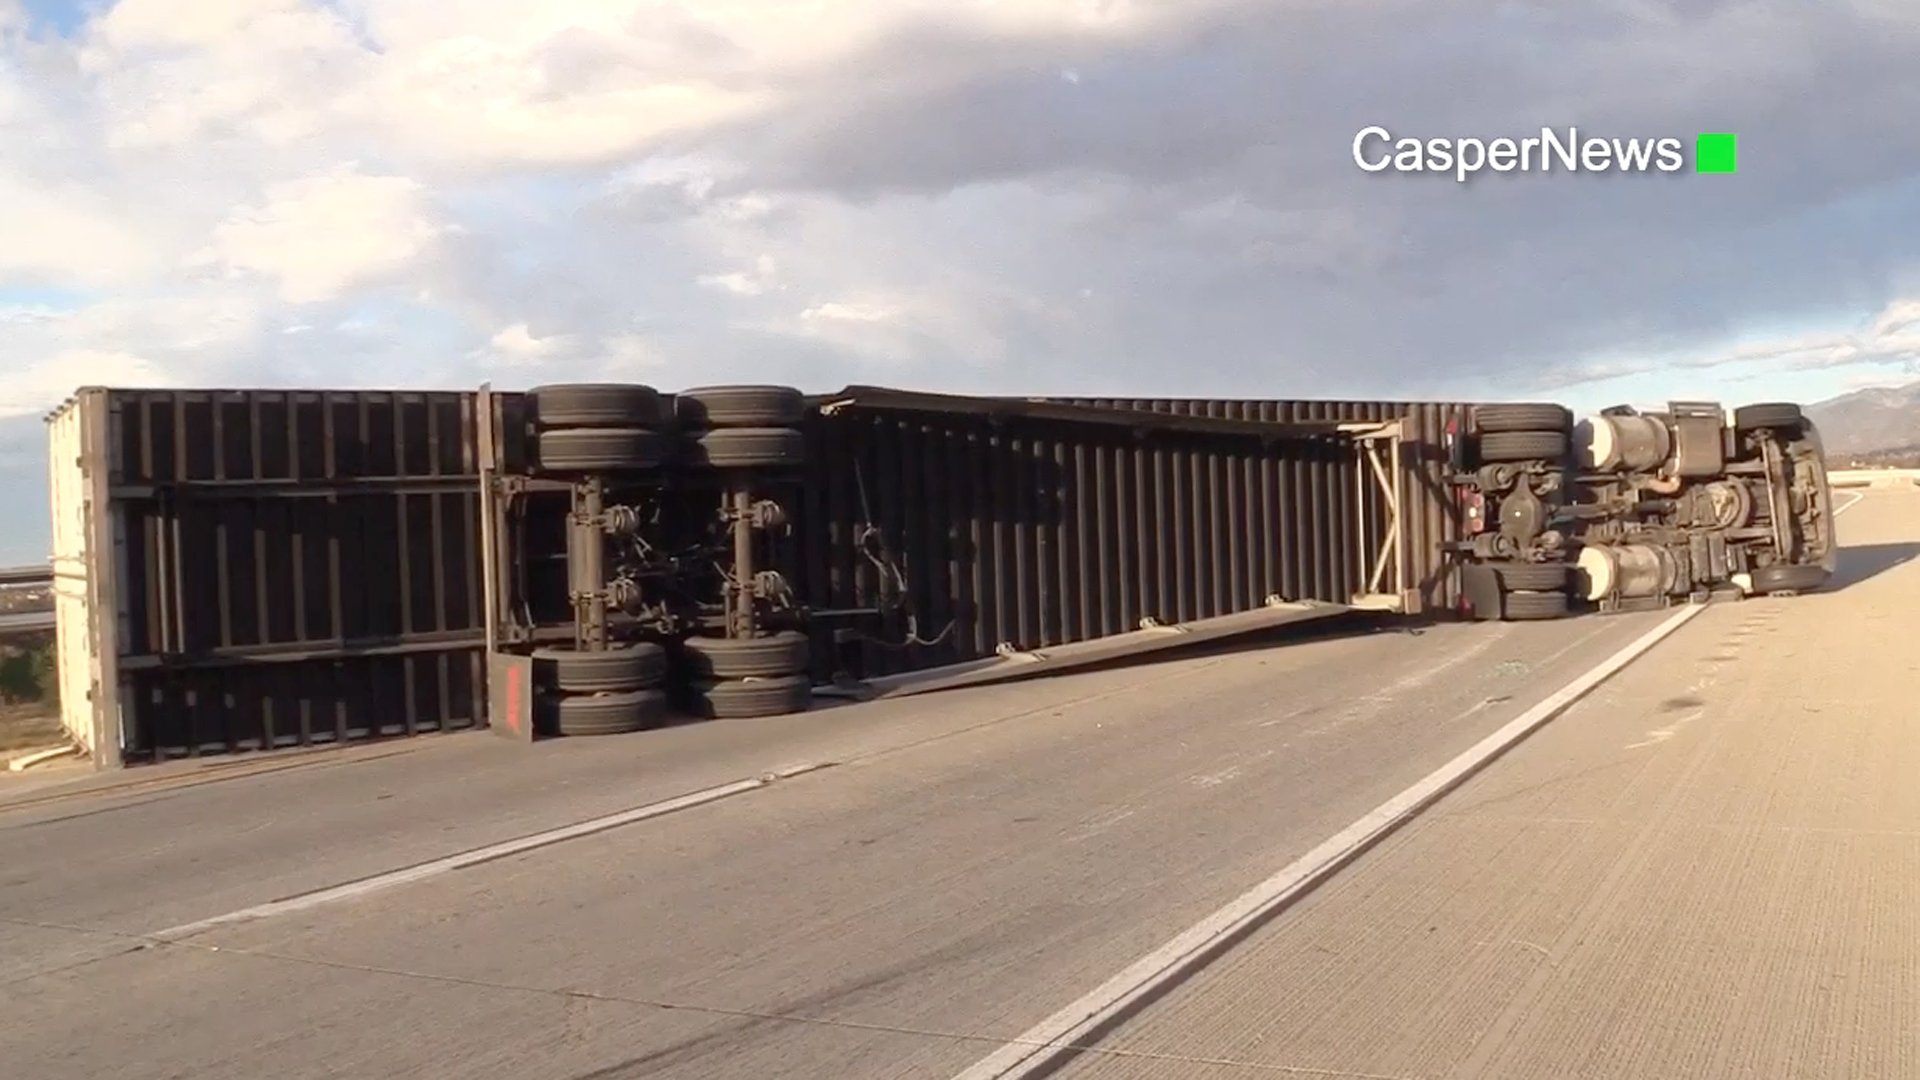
[1695,132,1738,173]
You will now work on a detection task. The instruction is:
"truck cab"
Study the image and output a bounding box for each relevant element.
[1447,401,1838,621]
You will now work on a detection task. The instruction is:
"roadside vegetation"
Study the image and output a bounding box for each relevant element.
[0,583,60,751]
[0,638,60,752]
[0,638,56,706]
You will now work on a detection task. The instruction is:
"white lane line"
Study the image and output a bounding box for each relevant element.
[149,761,836,943]
[1835,490,1866,517]
[949,603,1707,1080]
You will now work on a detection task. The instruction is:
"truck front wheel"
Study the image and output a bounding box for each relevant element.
[1751,563,1828,596]
[1503,590,1571,620]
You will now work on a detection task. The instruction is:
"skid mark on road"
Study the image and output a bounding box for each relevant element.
[1293,625,1516,739]
[1623,604,1766,751]
[1625,711,1702,750]
[1066,807,1137,843]
[1193,765,1246,788]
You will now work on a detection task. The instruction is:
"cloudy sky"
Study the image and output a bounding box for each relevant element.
[2,0,1919,562]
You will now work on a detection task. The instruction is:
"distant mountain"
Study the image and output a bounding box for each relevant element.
[1805,382,1920,459]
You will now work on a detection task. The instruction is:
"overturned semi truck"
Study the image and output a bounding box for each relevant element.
[1448,401,1836,621]
[45,384,1837,763]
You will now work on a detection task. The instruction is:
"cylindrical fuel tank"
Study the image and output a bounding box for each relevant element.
[1574,414,1672,472]
[1576,543,1676,601]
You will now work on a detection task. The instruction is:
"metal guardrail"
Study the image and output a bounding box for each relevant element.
[0,610,54,633]
[0,565,53,587]
[0,566,58,634]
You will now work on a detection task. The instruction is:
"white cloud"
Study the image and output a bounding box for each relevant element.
[1536,294,1920,400]
[192,167,444,303]
[0,292,271,419]
[63,0,1194,175]
[801,299,895,323]
[80,0,371,151]
[1689,296,1920,376]
[699,271,763,296]
[0,349,183,419]
[477,320,575,365]
[598,332,668,375]
[1869,298,1920,337]
[715,193,776,222]
[698,253,779,296]
[781,288,1044,371]
[0,168,163,290]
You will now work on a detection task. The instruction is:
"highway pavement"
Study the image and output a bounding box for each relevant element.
[1,490,1915,1079]
[1047,488,1920,1080]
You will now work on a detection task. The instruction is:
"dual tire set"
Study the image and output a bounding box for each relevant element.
[1472,403,1577,620]
[1473,402,1574,465]
[1482,560,1572,620]
[532,642,671,736]
[677,631,813,720]
[530,633,815,735]
[666,384,811,720]
[527,384,671,472]
[524,382,816,734]
[526,383,810,473]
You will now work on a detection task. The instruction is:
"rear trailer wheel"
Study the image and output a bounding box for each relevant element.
[675,385,807,428]
[528,384,668,428]
[1474,403,1573,434]
[681,631,810,679]
[535,427,667,472]
[1751,562,1828,595]
[1503,590,1570,620]
[533,642,667,692]
[688,675,812,719]
[547,689,669,736]
[1488,561,1571,592]
[685,427,806,469]
[1478,430,1569,463]
[1732,402,1806,433]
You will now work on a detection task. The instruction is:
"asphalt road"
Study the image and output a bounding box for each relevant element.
[1,491,1914,1079]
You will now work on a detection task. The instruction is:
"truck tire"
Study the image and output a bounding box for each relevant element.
[1732,403,1805,433]
[688,675,812,719]
[535,428,667,472]
[547,689,669,736]
[1475,403,1572,434]
[1479,430,1569,463]
[1489,561,1571,592]
[681,631,811,679]
[676,385,807,428]
[1751,562,1828,595]
[533,642,667,692]
[1503,590,1570,620]
[685,427,806,469]
[529,384,668,428]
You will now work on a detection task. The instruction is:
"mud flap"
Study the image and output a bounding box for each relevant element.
[487,651,537,743]
[1459,563,1504,621]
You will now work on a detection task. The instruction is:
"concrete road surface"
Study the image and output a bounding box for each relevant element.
[0,491,1914,1079]
[1049,489,1920,1080]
